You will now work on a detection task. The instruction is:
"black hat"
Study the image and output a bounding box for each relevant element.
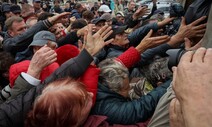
[1,3,11,13]
[91,18,106,24]
[106,25,127,40]
[10,4,21,14]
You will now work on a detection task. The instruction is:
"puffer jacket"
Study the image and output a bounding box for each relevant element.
[91,80,171,125]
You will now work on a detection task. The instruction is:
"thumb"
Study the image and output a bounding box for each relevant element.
[181,17,186,26]
[184,38,192,50]
[145,29,153,38]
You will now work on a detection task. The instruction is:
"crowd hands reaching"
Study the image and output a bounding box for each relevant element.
[0,0,211,126]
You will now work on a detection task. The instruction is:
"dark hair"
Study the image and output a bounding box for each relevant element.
[82,10,94,23]
[37,12,54,21]
[25,78,89,127]
[0,52,15,74]
[74,3,82,9]
[71,18,87,29]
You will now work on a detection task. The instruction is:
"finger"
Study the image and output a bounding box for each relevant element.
[196,34,205,37]
[195,29,206,34]
[154,37,170,44]
[184,38,192,50]
[102,30,113,40]
[191,16,207,26]
[97,25,108,35]
[172,66,177,90]
[169,98,177,120]
[49,58,57,65]
[101,26,112,38]
[87,24,94,37]
[193,24,207,30]
[151,35,169,41]
[192,47,206,63]
[105,38,114,45]
[145,29,153,38]
[204,48,212,63]
[179,51,194,63]
[181,17,186,26]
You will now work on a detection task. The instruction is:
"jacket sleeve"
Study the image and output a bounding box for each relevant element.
[128,23,159,47]
[3,20,52,55]
[43,49,93,85]
[57,31,80,47]
[138,43,172,66]
[0,49,94,127]
[100,79,171,125]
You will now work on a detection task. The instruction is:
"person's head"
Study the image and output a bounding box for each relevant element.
[10,4,21,17]
[100,13,112,25]
[74,3,84,13]
[33,0,41,10]
[116,11,125,24]
[54,0,60,6]
[91,18,106,31]
[128,1,136,11]
[71,18,87,31]
[98,5,111,16]
[1,3,13,19]
[25,78,93,127]
[0,51,15,79]
[98,58,130,98]
[107,25,129,48]
[5,16,27,37]
[49,23,65,40]
[65,2,70,9]
[26,17,38,28]
[29,31,57,53]
[37,12,54,21]
[82,10,94,23]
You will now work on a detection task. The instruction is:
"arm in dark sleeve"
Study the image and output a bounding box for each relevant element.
[138,43,172,66]
[128,23,159,47]
[57,31,80,47]
[124,14,141,28]
[103,79,171,125]
[3,20,52,55]
[44,49,93,85]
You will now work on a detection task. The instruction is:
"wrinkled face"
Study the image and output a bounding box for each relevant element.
[78,92,93,125]
[9,20,27,37]
[112,32,129,48]
[49,23,65,40]
[118,77,130,98]
[129,2,135,11]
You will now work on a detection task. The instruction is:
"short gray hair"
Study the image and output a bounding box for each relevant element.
[98,58,129,93]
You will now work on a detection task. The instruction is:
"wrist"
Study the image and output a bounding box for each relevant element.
[27,68,42,79]
[167,35,183,48]
[135,45,146,53]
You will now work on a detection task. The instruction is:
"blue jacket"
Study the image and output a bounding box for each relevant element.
[91,79,171,124]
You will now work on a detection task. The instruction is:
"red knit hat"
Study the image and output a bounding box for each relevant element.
[55,44,80,66]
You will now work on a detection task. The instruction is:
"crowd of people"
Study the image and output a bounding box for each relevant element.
[0,0,211,126]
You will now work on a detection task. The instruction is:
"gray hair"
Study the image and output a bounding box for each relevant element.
[98,58,129,93]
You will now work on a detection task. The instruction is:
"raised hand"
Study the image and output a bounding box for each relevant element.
[84,24,113,56]
[135,29,170,53]
[48,12,71,25]
[27,45,57,79]
[176,16,207,40]
[172,47,212,127]
[133,6,149,20]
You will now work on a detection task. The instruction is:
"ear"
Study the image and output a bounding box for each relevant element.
[8,30,14,37]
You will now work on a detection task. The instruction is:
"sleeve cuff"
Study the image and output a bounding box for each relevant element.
[21,72,41,86]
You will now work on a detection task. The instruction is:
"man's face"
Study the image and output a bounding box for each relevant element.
[33,1,41,9]
[113,32,129,48]
[9,20,27,37]
[49,23,65,40]
[5,11,14,19]
[129,2,136,11]
[116,16,125,24]
[95,21,106,31]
